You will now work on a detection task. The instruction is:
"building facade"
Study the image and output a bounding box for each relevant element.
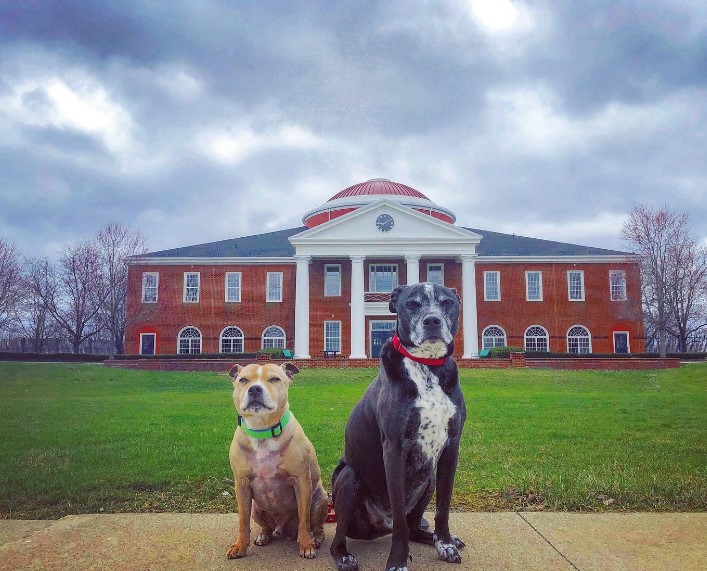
[125,179,644,358]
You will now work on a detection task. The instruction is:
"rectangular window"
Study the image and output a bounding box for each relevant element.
[225,272,241,302]
[142,272,158,303]
[427,263,444,286]
[324,265,342,296]
[610,270,627,301]
[568,270,585,301]
[526,271,543,301]
[267,272,283,302]
[324,321,341,353]
[369,264,398,293]
[484,271,501,301]
[183,272,200,303]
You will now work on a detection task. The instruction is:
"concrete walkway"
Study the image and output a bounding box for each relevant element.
[0,512,705,571]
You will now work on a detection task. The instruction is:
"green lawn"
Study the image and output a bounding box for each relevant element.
[0,362,705,518]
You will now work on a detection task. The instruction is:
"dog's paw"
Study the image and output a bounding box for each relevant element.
[434,534,463,564]
[334,554,359,571]
[253,533,271,546]
[312,532,325,549]
[385,567,408,571]
[226,541,248,559]
[451,535,466,550]
[299,540,318,559]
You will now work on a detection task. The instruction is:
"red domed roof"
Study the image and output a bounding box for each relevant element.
[328,178,429,201]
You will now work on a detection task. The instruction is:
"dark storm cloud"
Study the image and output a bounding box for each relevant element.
[0,0,705,257]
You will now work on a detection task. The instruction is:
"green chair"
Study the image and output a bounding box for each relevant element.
[282,349,294,359]
[479,348,491,357]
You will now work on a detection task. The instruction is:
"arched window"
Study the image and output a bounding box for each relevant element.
[262,325,286,349]
[178,326,202,354]
[482,325,507,349]
[567,325,592,354]
[524,325,549,352]
[220,326,244,353]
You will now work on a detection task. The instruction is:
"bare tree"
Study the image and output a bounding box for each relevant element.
[622,205,707,356]
[0,240,22,331]
[94,222,147,355]
[15,258,56,352]
[665,230,707,351]
[27,242,105,353]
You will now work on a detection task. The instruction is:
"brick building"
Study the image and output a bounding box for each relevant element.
[125,179,644,358]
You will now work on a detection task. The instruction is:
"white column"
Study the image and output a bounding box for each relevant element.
[294,255,311,359]
[461,254,479,359]
[405,254,421,285]
[349,255,367,359]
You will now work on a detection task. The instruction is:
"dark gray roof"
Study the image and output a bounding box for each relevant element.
[463,228,629,256]
[144,226,630,258]
[145,227,304,258]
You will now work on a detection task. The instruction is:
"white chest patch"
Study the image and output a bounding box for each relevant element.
[404,359,457,463]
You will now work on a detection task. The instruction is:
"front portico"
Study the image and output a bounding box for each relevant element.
[289,199,482,360]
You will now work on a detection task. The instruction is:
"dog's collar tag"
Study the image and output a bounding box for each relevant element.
[238,409,292,439]
[391,333,449,366]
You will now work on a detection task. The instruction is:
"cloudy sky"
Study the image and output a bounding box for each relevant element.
[1,0,705,258]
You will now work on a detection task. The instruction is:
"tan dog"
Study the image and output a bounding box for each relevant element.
[226,362,328,560]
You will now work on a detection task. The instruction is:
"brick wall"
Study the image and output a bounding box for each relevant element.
[126,258,644,357]
[126,263,296,355]
[475,261,644,354]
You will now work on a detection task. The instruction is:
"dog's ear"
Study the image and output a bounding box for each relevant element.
[389,285,409,314]
[228,364,242,380]
[281,362,299,380]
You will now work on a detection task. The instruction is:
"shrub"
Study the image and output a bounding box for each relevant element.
[487,346,524,358]
[257,348,284,359]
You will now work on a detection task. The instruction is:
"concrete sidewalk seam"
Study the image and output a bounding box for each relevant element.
[516,512,581,571]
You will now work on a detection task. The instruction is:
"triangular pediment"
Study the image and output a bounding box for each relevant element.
[289,200,481,257]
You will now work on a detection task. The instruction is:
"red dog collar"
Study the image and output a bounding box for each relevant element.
[391,333,449,366]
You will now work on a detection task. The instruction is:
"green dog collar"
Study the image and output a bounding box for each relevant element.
[238,409,292,439]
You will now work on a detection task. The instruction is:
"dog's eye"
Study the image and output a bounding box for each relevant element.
[238,377,249,384]
[268,376,281,383]
[440,298,454,307]
[406,299,422,309]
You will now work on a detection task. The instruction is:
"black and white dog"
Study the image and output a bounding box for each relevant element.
[330,282,466,571]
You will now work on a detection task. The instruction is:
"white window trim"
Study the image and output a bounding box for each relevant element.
[261,325,286,349]
[219,326,244,353]
[613,331,631,354]
[368,264,399,293]
[566,325,592,354]
[183,272,200,303]
[484,271,501,301]
[609,270,627,301]
[524,325,549,352]
[324,320,342,352]
[142,272,159,303]
[139,332,156,355]
[324,264,342,297]
[482,325,507,349]
[225,272,242,303]
[177,326,202,354]
[567,270,585,301]
[525,271,543,301]
[266,272,283,302]
[427,263,445,286]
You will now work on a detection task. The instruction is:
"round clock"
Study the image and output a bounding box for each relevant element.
[376,213,395,232]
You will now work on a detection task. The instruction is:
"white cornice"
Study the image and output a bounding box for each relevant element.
[291,199,481,242]
[477,255,638,264]
[302,195,457,224]
[129,254,637,266]
[130,257,296,266]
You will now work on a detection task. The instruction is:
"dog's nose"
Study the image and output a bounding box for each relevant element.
[248,385,263,396]
[423,315,442,327]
